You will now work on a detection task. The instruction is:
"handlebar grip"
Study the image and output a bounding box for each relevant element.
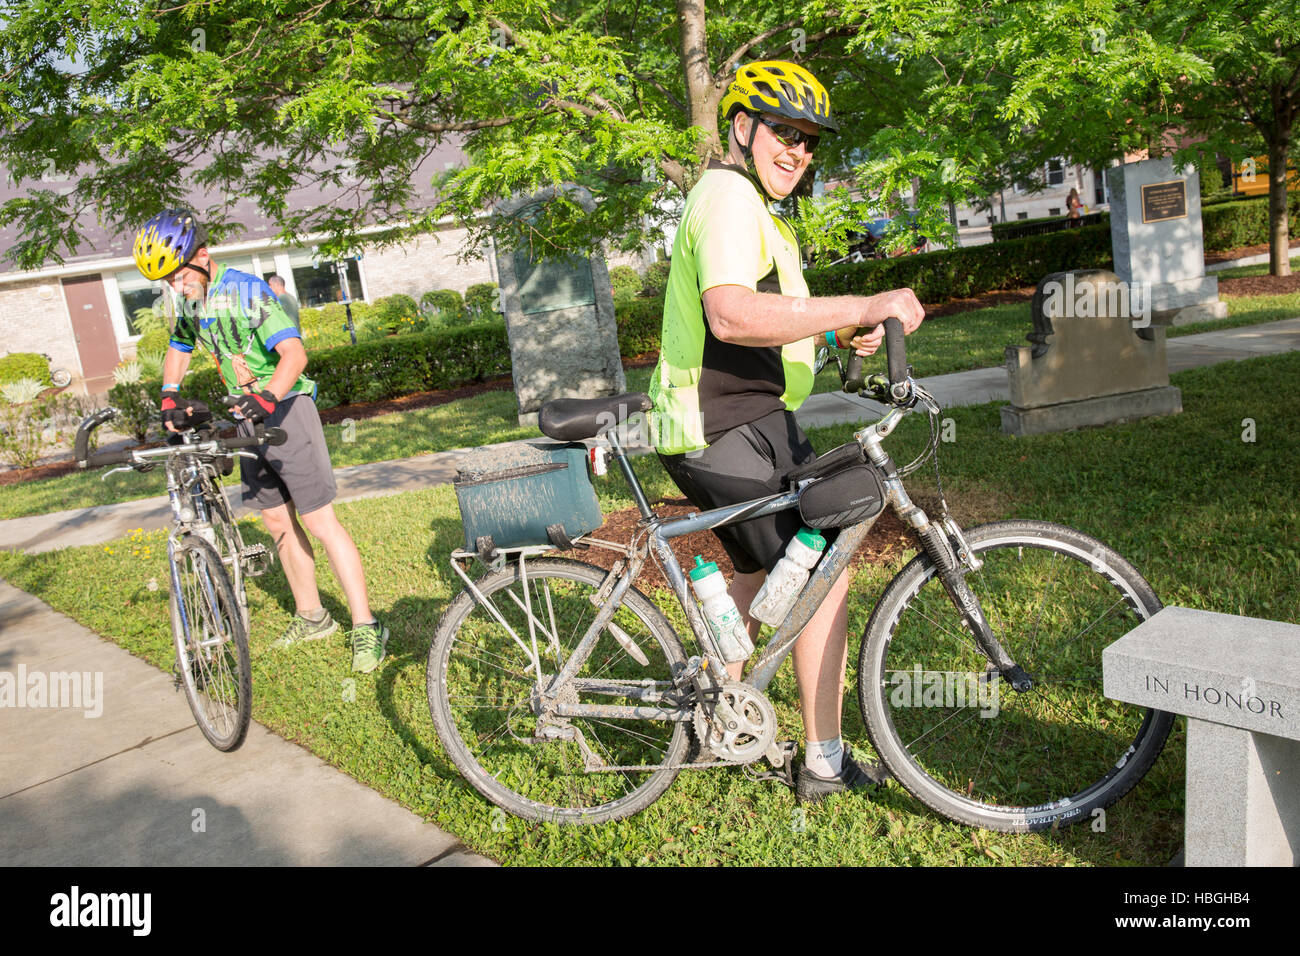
[221,426,287,449]
[843,352,865,394]
[75,408,118,467]
[885,317,907,386]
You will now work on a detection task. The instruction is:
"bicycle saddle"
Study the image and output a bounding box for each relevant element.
[538,392,652,441]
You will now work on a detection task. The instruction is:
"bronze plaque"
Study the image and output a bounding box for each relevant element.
[1141,180,1187,223]
[512,249,595,315]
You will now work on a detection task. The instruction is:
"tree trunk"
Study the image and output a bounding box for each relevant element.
[676,0,721,165]
[1268,79,1294,277]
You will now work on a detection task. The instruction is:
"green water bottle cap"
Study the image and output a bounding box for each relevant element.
[796,528,827,551]
[688,555,718,580]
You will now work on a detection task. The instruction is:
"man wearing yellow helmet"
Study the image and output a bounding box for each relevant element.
[648,60,925,804]
[134,209,390,675]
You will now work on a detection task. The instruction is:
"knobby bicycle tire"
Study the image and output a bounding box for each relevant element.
[170,535,252,752]
[858,520,1172,832]
[427,557,690,824]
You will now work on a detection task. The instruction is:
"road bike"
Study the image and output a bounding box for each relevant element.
[426,320,1173,828]
[76,406,285,751]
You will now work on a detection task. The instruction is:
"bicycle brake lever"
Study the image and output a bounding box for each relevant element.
[101,465,134,481]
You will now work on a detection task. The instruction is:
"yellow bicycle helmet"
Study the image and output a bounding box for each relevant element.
[719,60,837,132]
[133,209,208,281]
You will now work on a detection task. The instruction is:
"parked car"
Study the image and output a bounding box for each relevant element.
[827,215,928,265]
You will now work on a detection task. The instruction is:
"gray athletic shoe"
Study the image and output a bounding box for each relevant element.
[796,746,890,805]
[273,610,339,648]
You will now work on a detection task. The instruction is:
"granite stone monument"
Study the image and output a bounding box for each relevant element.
[1103,606,1300,867]
[1000,268,1182,435]
[1108,156,1228,327]
[493,185,626,426]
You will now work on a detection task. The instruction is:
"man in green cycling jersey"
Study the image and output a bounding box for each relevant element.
[133,209,389,674]
[648,61,925,803]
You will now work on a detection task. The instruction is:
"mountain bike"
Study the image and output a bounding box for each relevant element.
[426,320,1173,829]
[75,406,285,751]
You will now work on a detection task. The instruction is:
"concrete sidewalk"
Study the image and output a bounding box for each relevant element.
[3,317,1298,555]
[0,579,494,866]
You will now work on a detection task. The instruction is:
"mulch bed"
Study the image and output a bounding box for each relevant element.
[555,497,917,592]
[1217,272,1300,297]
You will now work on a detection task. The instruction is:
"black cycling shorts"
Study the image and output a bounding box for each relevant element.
[658,408,816,575]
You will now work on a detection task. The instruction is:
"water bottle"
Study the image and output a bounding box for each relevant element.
[748,528,827,626]
[688,556,755,663]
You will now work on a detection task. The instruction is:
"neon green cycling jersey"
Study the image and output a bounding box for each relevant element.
[168,264,315,399]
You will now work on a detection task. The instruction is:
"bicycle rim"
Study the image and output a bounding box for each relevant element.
[171,537,252,751]
[428,558,689,824]
[860,520,1172,831]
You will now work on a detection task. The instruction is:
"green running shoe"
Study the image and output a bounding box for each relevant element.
[273,610,339,648]
[350,620,389,674]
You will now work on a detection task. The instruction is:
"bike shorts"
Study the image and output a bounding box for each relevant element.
[658,408,816,575]
[237,394,337,517]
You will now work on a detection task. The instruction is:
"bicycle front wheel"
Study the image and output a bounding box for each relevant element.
[427,557,690,825]
[170,536,252,751]
[858,520,1172,831]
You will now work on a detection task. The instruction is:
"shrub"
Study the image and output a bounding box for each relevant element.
[371,294,421,335]
[608,265,643,303]
[464,282,499,322]
[420,289,466,323]
[144,320,515,411]
[0,392,94,468]
[137,326,171,355]
[616,296,664,358]
[806,224,1114,303]
[107,381,157,442]
[1201,194,1300,252]
[640,260,672,297]
[0,352,52,388]
[2,377,45,405]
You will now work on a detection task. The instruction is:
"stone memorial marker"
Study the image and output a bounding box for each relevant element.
[1000,268,1182,435]
[1109,156,1228,326]
[1103,606,1300,866]
[493,186,626,426]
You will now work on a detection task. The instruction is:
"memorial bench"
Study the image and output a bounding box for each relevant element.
[1103,607,1300,866]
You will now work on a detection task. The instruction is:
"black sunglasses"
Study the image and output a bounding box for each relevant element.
[753,115,819,153]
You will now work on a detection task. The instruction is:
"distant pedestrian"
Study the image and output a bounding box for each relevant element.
[267,274,300,327]
[1066,188,1084,220]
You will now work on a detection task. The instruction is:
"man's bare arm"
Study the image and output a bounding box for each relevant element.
[703,285,924,349]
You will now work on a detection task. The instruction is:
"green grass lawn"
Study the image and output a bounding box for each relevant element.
[4,350,1297,865]
[3,292,1297,522]
[1211,254,1300,279]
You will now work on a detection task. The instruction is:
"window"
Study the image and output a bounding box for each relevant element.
[1017,212,1028,220]
[1046,159,1065,186]
[958,218,969,227]
[1048,207,1060,216]
[1094,167,1109,206]
[289,250,362,307]
[115,270,165,336]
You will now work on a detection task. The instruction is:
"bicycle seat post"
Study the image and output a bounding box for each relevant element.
[604,426,654,520]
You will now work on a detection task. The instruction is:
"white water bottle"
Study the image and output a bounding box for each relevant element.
[688,556,755,663]
[749,528,827,626]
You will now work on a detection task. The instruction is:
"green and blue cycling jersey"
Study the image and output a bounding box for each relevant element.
[168,264,316,399]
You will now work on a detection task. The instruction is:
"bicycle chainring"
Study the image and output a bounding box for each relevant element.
[693,681,778,764]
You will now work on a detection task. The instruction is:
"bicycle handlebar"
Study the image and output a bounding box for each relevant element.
[75,407,288,470]
[843,316,907,396]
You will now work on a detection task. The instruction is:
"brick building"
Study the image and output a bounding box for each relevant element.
[0,141,649,394]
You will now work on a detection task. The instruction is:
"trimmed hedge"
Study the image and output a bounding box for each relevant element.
[149,320,514,410]
[0,352,52,387]
[1201,194,1300,253]
[616,296,664,357]
[806,224,1114,301]
[990,211,1108,242]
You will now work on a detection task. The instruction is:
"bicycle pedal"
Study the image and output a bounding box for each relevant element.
[241,544,274,577]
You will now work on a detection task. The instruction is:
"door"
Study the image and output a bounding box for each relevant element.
[62,275,120,394]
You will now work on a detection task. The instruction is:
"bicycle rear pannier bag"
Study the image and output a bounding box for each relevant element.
[454,441,603,554]
[798,462,885,530]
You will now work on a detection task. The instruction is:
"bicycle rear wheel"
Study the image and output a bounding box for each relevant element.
[858,520,1172,831]
[427,557,690,824]
[170,536,252,751]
